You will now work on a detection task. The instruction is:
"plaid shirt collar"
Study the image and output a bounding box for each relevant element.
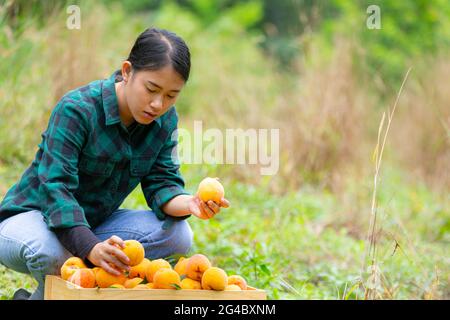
[101,70,162,128]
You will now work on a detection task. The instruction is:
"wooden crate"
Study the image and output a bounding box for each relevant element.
[44,275,267,300]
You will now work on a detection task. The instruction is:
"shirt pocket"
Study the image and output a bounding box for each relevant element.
[78,153,115,177]
[130,157,156,177]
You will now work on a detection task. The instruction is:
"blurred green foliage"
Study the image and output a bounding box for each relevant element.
[320,0,450,88]
[3,0,450,85]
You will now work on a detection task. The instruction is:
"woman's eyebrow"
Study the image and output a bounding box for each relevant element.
[147,80,181,92]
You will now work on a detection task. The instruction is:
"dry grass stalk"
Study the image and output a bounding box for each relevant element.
[362,67,412,300]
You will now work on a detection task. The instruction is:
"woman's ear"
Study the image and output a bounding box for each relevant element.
[121,61,132,83]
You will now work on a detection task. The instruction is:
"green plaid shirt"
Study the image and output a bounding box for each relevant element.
[0,70,190,229]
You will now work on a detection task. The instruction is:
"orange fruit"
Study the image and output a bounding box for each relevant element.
[153,268,181,289]
[124,277,144,289]
[122,240,145,266]
[228,275,247,290]
[60,257,87,281]
[201,267,228,291]
[225,284,242,291]
[68,268,96,288]
[95,268,127,288]
[180,278,202,290]
[197,177,225,204]
[128,258,151,279]
[185,254,211,281]
[174,257,189,276]
[145,258,172,283]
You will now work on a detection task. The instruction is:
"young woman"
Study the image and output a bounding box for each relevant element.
[0,27,229,300]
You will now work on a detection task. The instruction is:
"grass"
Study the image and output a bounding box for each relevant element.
[0,161,448,299]
[363,67,412,299]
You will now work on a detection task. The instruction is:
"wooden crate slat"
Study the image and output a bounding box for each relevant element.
[44,275,267,300]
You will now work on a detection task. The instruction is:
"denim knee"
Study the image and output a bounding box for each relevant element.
[140,219,194,259]
[26,232,72,281]
[0,210,71,281]
[169,220,194,255]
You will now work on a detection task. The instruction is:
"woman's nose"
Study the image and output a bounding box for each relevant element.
[150,96,163,111]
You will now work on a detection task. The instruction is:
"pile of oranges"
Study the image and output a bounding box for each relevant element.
[59,240,248,291]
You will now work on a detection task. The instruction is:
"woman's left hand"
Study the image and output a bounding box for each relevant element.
[188,195,230,220]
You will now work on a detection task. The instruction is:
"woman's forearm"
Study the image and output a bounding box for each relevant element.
[161,194,193,217]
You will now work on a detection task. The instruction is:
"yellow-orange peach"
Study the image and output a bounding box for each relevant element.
[122,240,145,266]
[180,278,202,290]
[128,258,151,279]
[60,257,87,281]
[92,267,101,276]
[153,268,181,289]
[95,268,127,288]
[185,254,211,281]
[124,277,144,289]
[225,284,242,291]
[197,177,225,204]
[145,258,172,283]
[133,284,149,289]
[227,275,247,290]
[68,268,96,288]
[174,257,189,276]
[201,267,228,291]
[146,283,154,289]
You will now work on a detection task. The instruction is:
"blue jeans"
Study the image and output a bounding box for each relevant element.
[0,209,193,300]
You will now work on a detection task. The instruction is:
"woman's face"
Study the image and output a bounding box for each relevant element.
[122,63,185,125]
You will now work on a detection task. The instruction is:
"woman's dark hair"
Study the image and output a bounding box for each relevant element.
[127,27,191,82]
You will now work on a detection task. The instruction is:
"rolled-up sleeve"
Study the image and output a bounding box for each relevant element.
[140,125,190,220]
[38,99,90,229]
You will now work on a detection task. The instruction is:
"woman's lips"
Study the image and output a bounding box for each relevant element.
[143,111,156,119]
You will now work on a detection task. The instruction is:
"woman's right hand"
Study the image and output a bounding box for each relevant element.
[87,235,131,275]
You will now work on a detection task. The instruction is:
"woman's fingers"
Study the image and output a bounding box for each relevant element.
[191,196,228,220]
[220,198,230,208]
[204,198,228,216]
[200,200,215,218]
[112,247,131,265]
[98,245,130,272]
[100,261,122,276]
[108,235,125,249]
[104,236,131,269]
[107,254,130,272]
[207,200,220,214]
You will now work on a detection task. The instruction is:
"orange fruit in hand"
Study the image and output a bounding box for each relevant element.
[197,177,225,204]
[121,240,145,266]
